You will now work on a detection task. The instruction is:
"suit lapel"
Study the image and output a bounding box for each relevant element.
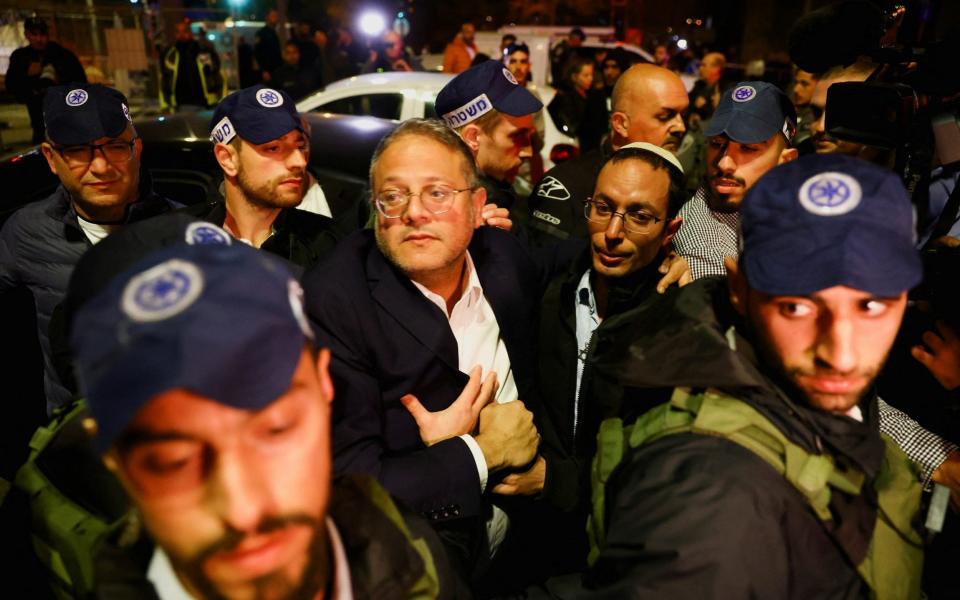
[366,247,462,372]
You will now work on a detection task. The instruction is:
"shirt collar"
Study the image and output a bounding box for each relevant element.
[411,251,483,318]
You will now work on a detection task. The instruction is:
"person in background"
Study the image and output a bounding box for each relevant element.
[364,31,421,73]
[159,20,227,113]
[254,8,282,82]
[548,55,596,141]
[443,22,478,74]
[272,40,319,100]
[5,17,86,143]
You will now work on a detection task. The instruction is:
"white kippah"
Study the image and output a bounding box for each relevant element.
[617,142,684,174]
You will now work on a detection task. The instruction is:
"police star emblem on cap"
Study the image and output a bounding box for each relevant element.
[502,67,519,85]
[256,88,283,107]
[121,259,204,323]
[732,85,757,103]
[65,89,89,107]
[185,222,232,246]
[798,171,862,216]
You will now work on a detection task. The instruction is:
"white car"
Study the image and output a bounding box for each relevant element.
[295,71,578,170]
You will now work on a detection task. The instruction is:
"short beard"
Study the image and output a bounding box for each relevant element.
[702,175,744,213]
[172,513,329,600]
[237,167,304,211]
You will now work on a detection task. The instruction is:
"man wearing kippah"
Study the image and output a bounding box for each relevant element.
[0,83,178,411]
[435,59,541,225]
[583,154,925,597]
[190,85,339,270]
[67,239,457,599]
[671,81,799,281]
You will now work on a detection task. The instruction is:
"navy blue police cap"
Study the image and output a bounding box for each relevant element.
[70,241,314,451]
[705,81,797,145]
[435,60,543,129]
[740,153,922,297]
[209,84,303,145]
[43,84,133,146]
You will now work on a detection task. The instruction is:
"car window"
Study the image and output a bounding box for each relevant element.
[313,94,403,121]
[424,101,438,119]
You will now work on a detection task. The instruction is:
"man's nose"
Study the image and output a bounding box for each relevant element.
[716,153,737,173]
[210,452,273,533]
[815,314,858,374]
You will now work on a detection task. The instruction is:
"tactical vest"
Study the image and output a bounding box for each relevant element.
[588,387,925,600]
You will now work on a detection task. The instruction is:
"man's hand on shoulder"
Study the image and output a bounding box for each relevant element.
[475,400,539,472]
[912,320,960,391]
[482,204,513,232]
[657,251,692,294]
[401,366,497,446]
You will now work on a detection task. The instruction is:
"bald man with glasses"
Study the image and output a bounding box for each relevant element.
[0,84,178,411]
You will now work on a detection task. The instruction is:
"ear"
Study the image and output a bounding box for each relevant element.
[315,347,335,406]
[213,142,240,177]
[610,111,629,138]
[725,256,748,315]
[40,143,58,175]
[471,186,488,228]
[460,124,482,155]
[778,146,799,165]
[133,136,144,161]
[660,217,682,250]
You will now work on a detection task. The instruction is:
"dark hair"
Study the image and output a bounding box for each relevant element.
[604,148,686,218]
[24,17,48,34]
[563,55,594,87]
[501,33,516,45]
[569,27,586,40]
[369,118,480,191]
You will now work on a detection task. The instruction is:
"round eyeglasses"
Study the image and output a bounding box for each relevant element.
[583,198,664,234]
[375,185,475,219]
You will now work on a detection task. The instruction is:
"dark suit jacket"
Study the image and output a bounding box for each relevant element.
[302,228,543,524]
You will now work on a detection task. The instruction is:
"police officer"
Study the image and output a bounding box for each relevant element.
[0,84,178,411]
[584,153,925,598]
[435,59,542,228]
[192,85,339,270]
[66,237,458,598]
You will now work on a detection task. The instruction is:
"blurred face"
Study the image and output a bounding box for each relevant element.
[506,50,531,86]
[234,130,309,210]
[266,10,280,26]
[373,134,485,287]
[313,30,327,48]
[741,285,906,413]
[282,43,300,66]
[602,59,622,88]
[175,22,193,43]
[588,159,680,279]
[705,133,787,212]
[572,63,594,94]
[384,32,404,60]
[569,34,584,48]
[41,124,143,223]
[699,54,724,85]
[461,24,476,45]
[654,45,669,66]
[614,73,689,152]
[25,29,48,51]
[792,70,817,107]
[810,75,865,156]
[109,349,334,600]
[476,113,535,183]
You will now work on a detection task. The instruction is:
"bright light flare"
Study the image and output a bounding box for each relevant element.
[677,38,688,50]
[358,11,387,37]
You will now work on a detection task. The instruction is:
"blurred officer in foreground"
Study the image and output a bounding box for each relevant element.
[584,154,925,598]
[68,239,457,599]
[5,17,87,143]
[0,84,177,412]
[196,85,339,270]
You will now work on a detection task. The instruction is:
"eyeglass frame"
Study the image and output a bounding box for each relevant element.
[374,185,477,219]
[50,136,140,167]
[583,198,665,234]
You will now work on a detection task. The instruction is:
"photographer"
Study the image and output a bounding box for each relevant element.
[363,30,422,74]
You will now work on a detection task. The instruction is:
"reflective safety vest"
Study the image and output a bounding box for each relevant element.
[160,45,227,111]
[588,387,925,600]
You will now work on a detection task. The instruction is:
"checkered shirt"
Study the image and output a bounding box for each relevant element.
[878,397,958,490]
[673,188,740,280]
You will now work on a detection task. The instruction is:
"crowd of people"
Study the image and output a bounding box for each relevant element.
[2,8,960,600]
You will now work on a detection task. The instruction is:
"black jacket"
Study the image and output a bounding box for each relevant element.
[5,41,86,103]
[183,201,340,272]
[583,278,889,599]
[527,142,613,248]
